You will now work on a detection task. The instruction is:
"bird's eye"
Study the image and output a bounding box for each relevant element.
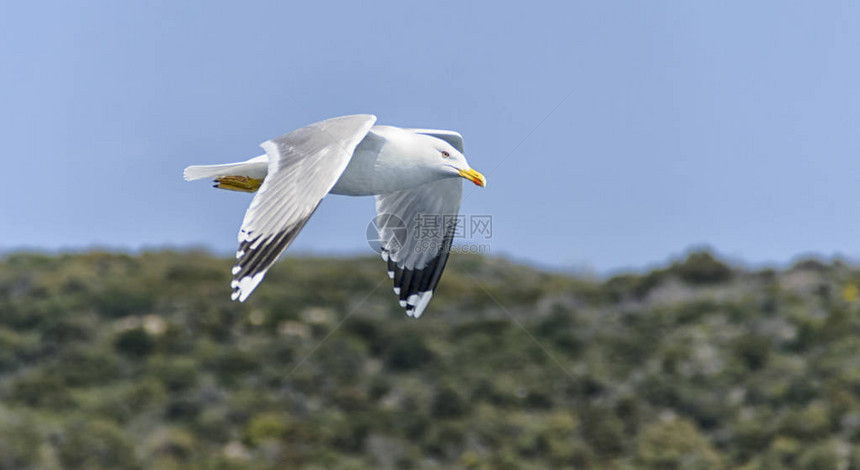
[441,151,450,158]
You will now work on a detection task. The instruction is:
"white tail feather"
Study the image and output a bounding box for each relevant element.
[183,155,269,181]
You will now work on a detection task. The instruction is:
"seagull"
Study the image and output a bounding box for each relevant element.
[184,114,486,318]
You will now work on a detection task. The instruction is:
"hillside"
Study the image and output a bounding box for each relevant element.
[1,250,860,469]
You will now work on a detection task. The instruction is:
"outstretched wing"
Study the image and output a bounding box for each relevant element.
[231,114,377,301]
[375,177,463,318]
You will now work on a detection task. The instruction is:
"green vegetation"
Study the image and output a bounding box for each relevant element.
[2,249,860,469]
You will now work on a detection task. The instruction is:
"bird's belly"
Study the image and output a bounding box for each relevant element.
[329,174,376,196]
[329,160,379,196]
[329,135,384,196]
[329,143,412,196]
[329,130,439,196]
[331,160,428,196]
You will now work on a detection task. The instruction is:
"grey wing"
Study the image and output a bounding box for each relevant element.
[408,129,464,153]
[231,114,377,301]
[375,177,463,318]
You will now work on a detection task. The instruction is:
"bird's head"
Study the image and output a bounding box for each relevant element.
[432,142,486,188]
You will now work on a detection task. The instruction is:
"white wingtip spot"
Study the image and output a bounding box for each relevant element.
[399,300,407,307]
[231,266,241,275]
[232,272,266,303]
[381,251,389,261]
[393,287,400,295]
[388,271,394,279]
[412,291,433,318]
[236,250,245,259]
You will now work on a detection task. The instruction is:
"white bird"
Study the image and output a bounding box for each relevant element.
[183,114,486,318]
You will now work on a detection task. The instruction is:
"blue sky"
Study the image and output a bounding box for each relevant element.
[2,1,859,273]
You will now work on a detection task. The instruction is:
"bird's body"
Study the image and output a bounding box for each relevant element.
[184,114,485,318]
[333,126,454,196]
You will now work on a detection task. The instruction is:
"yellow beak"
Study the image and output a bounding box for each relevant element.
[458,167,487,187]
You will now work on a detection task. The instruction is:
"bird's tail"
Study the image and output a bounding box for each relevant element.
[183,155,269,181]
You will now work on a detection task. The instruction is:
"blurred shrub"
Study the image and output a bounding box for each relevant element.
[432,385,468,419]
[581,407,626,458]
[536,309,583,355]
[93,286,153,318]
[42,315,95,345]
[165,396,202,422]
[384,333,435,371]
[635,417,722,469]
[150,357,199,393]
[244,412,290,446]
[777,403,831,441]
[115,327,155,357]
[0,412,41,470]
[671,251,733,285]
[56,419,140,470]
[212,349,261,385]
[10,370,72,408]
[732,334,772,371]
[53,346,121,387]
[796,440,840,470]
